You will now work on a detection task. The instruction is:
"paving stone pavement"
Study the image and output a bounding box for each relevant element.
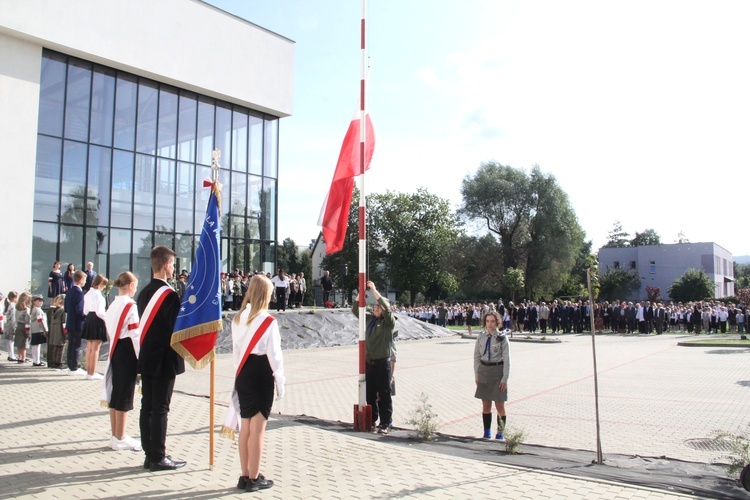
[1,331,744,499]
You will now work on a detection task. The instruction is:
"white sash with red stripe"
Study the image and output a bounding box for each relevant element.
[101,300,139,405]
[138,285,173,347]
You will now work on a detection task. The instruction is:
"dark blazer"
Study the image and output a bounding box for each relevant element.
[64,285,85,331]
[137,279,184,378]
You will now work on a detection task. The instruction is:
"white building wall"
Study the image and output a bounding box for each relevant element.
[0,33,41,292]
[0,0,294,116]
[598,242,734,301]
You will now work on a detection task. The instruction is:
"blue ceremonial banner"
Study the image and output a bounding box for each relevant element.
[170,180,223,370]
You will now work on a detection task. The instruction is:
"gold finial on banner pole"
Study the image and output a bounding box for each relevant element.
[210,149,222,213]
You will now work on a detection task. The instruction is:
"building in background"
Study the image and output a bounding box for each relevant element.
[598,242,734,301]
[0,0,294,298]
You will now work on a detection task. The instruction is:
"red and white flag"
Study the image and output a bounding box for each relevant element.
[318,111,375,254]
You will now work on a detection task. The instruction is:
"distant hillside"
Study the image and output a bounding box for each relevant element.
[736,255,750,264]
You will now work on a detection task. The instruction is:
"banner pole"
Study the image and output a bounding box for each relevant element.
[209,356,215,469]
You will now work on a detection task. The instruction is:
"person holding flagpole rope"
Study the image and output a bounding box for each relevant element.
[221,274,284,492]
[102,271,142,452]
[137,246,186,471]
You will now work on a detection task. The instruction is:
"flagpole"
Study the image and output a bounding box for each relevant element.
[587,268,603,464]
[209,152,220,468]
[354,0,370,431]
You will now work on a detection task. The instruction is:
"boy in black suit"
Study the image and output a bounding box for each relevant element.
[137,246,186,471]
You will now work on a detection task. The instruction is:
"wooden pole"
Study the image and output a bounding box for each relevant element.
[209,356,215,469]
[587,269,603,464]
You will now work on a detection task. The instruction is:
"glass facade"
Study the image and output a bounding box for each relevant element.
[33,50,279,297]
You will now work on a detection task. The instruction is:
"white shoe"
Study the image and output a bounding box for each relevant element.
[111,435,142,451]
[70,368,86,375]
[86,373,104,380]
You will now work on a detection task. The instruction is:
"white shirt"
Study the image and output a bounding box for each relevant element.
[105,295,141,345]
[271,275,289,289]
[232,307,285,397]
[83,288,107,320]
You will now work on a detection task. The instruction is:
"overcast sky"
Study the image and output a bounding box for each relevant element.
[207,0,750,256]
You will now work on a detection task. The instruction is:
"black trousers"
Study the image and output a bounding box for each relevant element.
[140,375,176,463]
[66,330,82,371]
[276,287,286,311]
[365,358,392,428]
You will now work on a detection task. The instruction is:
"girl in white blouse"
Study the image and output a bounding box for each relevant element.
[82,275,109,380]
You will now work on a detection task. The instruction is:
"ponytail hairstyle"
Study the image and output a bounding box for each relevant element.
[233,274,274,326]
[113,271,137,289]
[4,291,16,310]
[92,274,109,289]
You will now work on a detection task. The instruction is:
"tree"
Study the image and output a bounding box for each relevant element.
[734,262,750,289]
[523,167,585,298]
[556,242,597,300]
[277,237,300,274]
[675,231,690,244]
[503,267,524,302]
[646,286,661,303]
[598,266,641,302]
[443,233,504,300]
[630,229,661,247]
[604,220,630,248]
[460,162,584,299]
[668,268,714,302]
[369,188,458,306]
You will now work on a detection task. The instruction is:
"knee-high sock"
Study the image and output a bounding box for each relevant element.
[482,412,492,430]
[497,414,507,432]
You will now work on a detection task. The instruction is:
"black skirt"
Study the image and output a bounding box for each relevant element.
[82,312,107,341]
[235,354,274,420]
[30,332,47,345]
[110,338,137,411]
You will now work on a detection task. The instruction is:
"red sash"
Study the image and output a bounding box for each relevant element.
[139,286,173,346]
[109,302,134,359]
[236,316,276,378]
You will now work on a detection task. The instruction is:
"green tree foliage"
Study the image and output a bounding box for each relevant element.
[668,268,714,302]
[503,267,525,302]
[460,162,584,299]
[276,237,300,274]
[369,188,458,306]
[735,262,750,289]
[524,168,585,298]
[443,233,504,300]
[630,228,661,247]
[556,242,597,300]
[598,266,641,302]
[604,220,630,248]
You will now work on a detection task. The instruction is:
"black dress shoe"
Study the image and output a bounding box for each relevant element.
[149,456,187,471]
[143,457,150,469]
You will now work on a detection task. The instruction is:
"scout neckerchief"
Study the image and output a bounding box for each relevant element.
[139,285,173,346]
[236,315,276,377]
[109,302,135,360]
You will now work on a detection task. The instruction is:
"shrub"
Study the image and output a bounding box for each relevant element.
[407,392,439,440]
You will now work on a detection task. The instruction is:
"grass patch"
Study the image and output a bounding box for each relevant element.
[682,338,750,345]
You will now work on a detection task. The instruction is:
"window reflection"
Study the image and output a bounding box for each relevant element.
[60,141,87,225]
[178,92,197,162]
[114,74,137,150]
[34,136,62,222]
[158,88,178,158]
[32,222,59,298]
[35,51,280,284]
[133,154,155,230]
[263,119,278,178]
[38,54,66,137]
[64,61,92,142]
[111,150,134,228]
[136,82,158,155]
[90,68,116,146]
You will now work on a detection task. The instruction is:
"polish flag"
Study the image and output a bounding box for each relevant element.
[318,112,375,254]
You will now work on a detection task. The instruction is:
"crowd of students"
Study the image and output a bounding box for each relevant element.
[220,269,307,312]
[396,298,750,335]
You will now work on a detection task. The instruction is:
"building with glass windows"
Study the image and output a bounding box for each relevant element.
[0,0,294,298]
